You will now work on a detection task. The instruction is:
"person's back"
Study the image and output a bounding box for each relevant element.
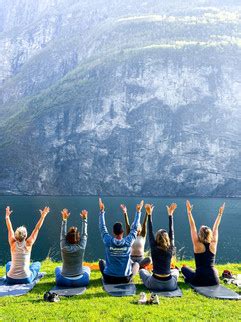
[191,242,218,286]
[98,198,143,284]
[131,235,145,257]
[101,231,136,277]
[150,238,172,276]
[60,224,86,277]
[181,201,225,286]
[121,204,151,268]
[5,206,50,284]
[139,203,179,291]
[61,241,84,277]
[55,208,90,287]
[8,240,31,279]
[195,243,215,270]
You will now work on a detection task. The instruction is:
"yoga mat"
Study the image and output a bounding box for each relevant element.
[50,285,86,296]
[150,286,182,297]
[0,273,45,297]
[102,279,136,297]
[189,284,241,300]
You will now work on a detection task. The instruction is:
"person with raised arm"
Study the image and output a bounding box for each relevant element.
[120,203,151,269]
[5,206,50,284]
[139,203,179,291]
[98,198,143,284]
[55,208,90,287]
[181,200,225,286]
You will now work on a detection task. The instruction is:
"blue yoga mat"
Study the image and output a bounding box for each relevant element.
[150,286,183,297]
[102,279,136,297]
[50,285,86,296]
[189,284,241,300]
[0,273,45,297]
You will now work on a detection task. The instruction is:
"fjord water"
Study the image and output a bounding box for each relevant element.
[0,196,240,265]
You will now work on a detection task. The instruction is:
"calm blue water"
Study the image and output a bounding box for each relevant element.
[0,196,240,265]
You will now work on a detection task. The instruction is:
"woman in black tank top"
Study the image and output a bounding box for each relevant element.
[181,201,225,286]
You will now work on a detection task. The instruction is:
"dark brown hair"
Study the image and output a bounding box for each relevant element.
[155,229,171,251]
[66,227,80,244]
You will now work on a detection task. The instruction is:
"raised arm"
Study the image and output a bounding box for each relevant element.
[27,207,50,247]
[120,204,130,235]
[5,206,15,245]
[98,198,111,245]
[60,208,70,249]
[145,204,155,246]
[212,203,225,244]
[186,200,199,247]
[141,212,148,238]
[166,203,177,248]
[125,200,143,245]
[80,209,88,249]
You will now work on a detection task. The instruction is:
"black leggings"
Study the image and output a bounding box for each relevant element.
[181,266,219,286]
[99,259,132,284]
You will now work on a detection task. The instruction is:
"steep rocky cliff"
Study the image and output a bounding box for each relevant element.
[1,0,241,196]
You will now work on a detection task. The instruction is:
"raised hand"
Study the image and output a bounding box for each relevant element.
[218,203,225,216]
[40,206,50,218]
[166,203,177,216]
[6,206,13,217]
[145,203,154,216]
[80,209,88,219]
[99,198,105,212]
[136,200,144,213]
[61,208,70,221]
[120,204,127,214]
[186,200,193,215]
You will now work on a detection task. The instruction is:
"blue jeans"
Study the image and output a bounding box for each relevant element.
[6,261,41,285]
[55,266,90,287]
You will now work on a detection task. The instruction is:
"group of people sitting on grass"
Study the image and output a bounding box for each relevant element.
[4,198,225,291]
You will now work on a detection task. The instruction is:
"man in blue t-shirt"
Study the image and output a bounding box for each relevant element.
[98,198,143,284]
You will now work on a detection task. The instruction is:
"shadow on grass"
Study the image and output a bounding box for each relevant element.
[30,290,110,303]
[178,280,190,290]
[71,291,109,300]
[28,276,193,301]
[135,283,148,293]
[29,281,55,294]
[88,277,103,289]
[29,277,109,300]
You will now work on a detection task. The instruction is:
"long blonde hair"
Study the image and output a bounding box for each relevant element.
[198,225,213,244]
[15,226,27,242]
[155,229,170,251]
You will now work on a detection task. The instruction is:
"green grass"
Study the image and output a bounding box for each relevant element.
[0,260,240,321]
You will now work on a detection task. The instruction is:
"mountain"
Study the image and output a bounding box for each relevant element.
[1,0,241,196]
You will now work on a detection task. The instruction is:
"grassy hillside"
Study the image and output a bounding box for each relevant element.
[0,259,240,321]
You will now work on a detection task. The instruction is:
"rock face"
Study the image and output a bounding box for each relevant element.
[1,0,241,196]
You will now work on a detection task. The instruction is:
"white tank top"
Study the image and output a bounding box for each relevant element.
[7,241,31,279]
[131,236,145,257]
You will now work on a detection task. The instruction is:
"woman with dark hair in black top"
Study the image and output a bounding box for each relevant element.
[139,203,179,291]
[181,200,225,286]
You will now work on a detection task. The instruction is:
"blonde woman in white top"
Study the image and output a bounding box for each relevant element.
[120,204,151,269]
[5,206,50,284]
